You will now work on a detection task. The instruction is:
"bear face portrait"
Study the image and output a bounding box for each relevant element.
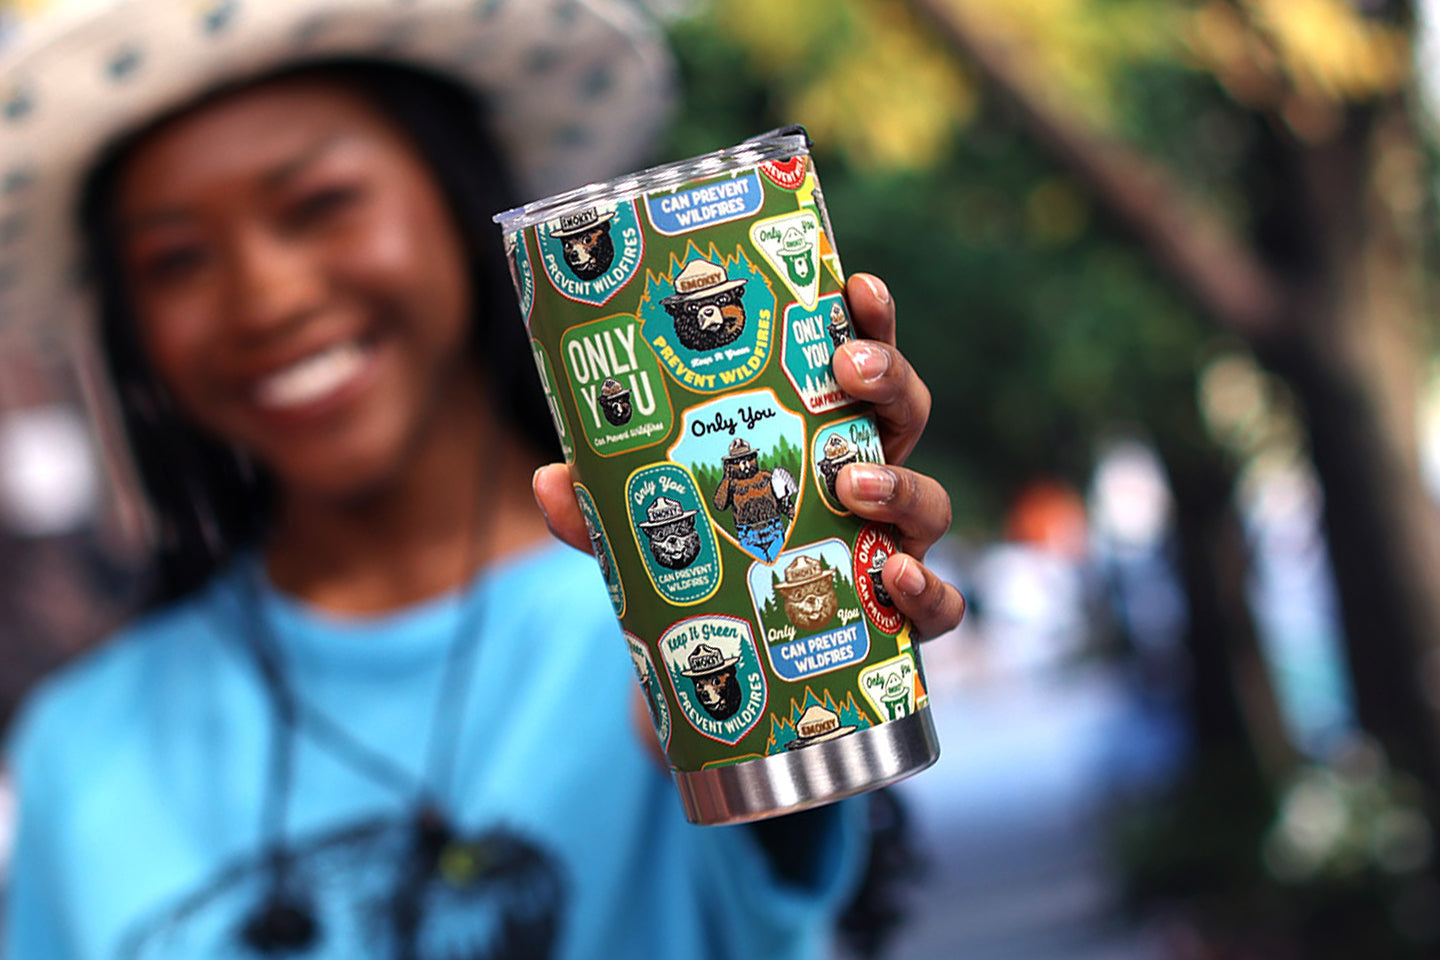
[817,437,857,502]
[598,377,633,426]
[776,555,839,631]
[782,577,838,631]
[560,224,614,281]
[643,516,701,570]
[663,286,747,352]
[691,667,742,721]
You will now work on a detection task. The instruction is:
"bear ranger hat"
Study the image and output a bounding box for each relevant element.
[662,257,745,305]
[547,204,617,238]
[678,642,740,678]
[637,495,696,530]
[0,0,674,338]
[784,704,856,750]
[774,554,836,597]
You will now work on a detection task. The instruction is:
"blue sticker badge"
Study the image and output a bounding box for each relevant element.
[781,292,858,414]
[626,463,723,606]
[573,483,624,617]
[666,389,806,564]
[811,413,884,515]
[627,632,672,752]
[748,538,871,682]
[537,200,644,307]
[638,243,777,395]
[644,170,765,235]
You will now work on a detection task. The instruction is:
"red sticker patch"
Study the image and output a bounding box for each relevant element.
[760,155,807,191]
[854,523,905,635]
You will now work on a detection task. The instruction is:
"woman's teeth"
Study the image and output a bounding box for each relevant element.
[254,341,368,410]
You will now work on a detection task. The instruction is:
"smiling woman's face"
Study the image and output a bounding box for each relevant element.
[115,76,473,501]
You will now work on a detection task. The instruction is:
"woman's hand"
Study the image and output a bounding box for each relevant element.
[533,272,965,641]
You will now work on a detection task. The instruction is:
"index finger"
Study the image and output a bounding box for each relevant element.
[845,273,896,347]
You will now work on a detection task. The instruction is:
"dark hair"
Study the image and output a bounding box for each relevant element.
[79,61,558,604]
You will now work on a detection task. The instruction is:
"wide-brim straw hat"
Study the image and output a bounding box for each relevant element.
[0,0,675,339]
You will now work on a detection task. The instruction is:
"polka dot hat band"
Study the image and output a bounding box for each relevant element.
[0,0,676,336]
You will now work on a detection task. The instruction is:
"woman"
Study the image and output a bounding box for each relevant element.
[0,1,964,958]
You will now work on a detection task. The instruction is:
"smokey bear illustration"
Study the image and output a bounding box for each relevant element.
[867,549,894,608]
[631,648,664,731]
[785,704,856,751]
[775,554,840,631]
[550,207,616,281]
[816,434,857,503]
[678,643,743,721]
[597,377,633,426]
[827,300,854,350]
[637,496,702,570]
[660,258,748,352]
[712,437,797,564]
[582,513,611,584]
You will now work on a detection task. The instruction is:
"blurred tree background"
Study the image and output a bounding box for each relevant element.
[661,0,1440,956]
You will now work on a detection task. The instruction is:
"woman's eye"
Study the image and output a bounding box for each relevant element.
[286,185,363,230]
[138,246,209,285]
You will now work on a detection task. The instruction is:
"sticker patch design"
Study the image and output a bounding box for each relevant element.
[859,653,917,722]
[573,483,624,617]
[645,170,765,235]
[529,341,574,464]
[626,632,671,751]
[667,389,806,564]
[537,201,643,307]
[625,463,723,606]
[658,615,767,745]
[855,522,906,635]
[812,414,885,515]
[782,292,857,414]
[750,210,822,310]
[764,687,872,755]
[760,155,808,191]
[638,243,776,394]
[505,230,535,327]
[748,539,871,682]
[560,313,673,457]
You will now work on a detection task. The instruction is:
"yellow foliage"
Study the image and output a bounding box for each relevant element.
[702,0,975,171]
[1243,0,1411,100]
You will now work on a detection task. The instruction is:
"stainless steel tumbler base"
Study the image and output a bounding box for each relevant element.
[674,707,941,825]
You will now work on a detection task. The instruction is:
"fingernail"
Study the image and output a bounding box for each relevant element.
[531,467,551,524]
[860,274,890,305]
[849,342,890,382]
[895,556,926,597]
[849,464,896,503]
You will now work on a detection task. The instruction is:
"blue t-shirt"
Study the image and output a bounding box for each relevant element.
[3,543,864,959]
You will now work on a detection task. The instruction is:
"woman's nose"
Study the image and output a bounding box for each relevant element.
[226,225,324,339]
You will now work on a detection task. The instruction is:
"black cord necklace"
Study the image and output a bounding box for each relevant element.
[236,524,492,953]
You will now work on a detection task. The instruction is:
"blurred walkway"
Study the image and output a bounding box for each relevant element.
[882,663,1181,960]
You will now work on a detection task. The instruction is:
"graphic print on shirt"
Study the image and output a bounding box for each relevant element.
[573,483,624,616]
[764,686,872,756]
[811,414,884,516]
[658,615,767,746]
[780,292,857,415]
[625,462,723,605]
[666,388,805,564]
[626,631,672,751]
[636,242,777,395]
[747,539,871,683]
[560,313,673,457]
[536,201,643,307]
[118,818,566,960]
